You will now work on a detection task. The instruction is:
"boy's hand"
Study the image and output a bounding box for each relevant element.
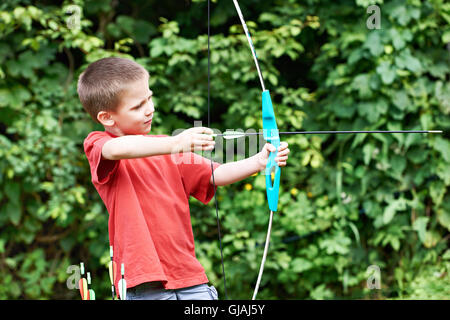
[258,141,290,169]
[174,127,215,153]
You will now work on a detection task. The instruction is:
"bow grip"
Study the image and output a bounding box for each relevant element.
[262,90,280,212]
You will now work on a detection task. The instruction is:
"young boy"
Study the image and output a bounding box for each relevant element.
[78,57,289,300]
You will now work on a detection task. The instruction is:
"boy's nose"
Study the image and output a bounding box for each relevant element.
[145,102,154,115]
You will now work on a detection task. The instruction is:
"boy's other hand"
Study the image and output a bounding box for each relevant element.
[258,141,290,169]
[174,127,215,153]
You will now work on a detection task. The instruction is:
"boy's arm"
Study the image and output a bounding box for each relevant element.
[102,135,178,160]
[210,153,264,186]
[210,141,290,186]
[102,127,215,160]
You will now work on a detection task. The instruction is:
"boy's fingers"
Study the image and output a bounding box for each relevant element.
[193,139,215,146]
[194,127,214,135]
[194,133,214,141]
[193,138,215,148]
[266,142,289,153]
[278,142,289,150]
[266,143,277,152]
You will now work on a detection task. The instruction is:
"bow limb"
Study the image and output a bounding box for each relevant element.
[232,0,280,300]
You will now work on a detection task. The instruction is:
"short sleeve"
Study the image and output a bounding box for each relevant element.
[83,132,120,185]
[177,152,221,204]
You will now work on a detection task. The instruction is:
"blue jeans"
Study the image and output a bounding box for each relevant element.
[127,282,219,300]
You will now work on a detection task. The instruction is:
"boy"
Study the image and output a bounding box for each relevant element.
[78,57,289,300]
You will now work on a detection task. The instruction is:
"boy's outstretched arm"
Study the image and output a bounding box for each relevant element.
[102,127,215,160]
[211,141,289,186]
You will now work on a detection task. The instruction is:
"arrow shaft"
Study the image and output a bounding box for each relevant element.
[214,130,442,138]
[279,130,443,135]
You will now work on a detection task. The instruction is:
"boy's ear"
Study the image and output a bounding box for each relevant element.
[97,111,115,127]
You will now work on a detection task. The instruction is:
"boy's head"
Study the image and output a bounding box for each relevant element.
[77,57,154,136]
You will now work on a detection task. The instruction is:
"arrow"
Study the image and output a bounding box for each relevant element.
[87,272,96,300]
[213,130,443,139]
[78,262,89,300]
[108,246,117,300]
[117,263,127,300]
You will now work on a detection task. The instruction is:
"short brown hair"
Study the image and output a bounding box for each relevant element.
[77,57,149,122]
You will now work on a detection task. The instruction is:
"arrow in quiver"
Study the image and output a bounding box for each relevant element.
[78,262,89,300]
[87,272,95,300]
[117,263,127,300]
[108,246,117,300]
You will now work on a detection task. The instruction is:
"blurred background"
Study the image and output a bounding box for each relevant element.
[0,0,448,300]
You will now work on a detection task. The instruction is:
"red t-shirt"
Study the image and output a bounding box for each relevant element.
[83,131,220,290]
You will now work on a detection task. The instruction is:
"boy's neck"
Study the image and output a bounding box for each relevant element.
[104,127,150,137]
[105,126,124,137]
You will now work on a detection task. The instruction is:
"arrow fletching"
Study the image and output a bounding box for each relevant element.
[118,280,126,300]
[109,246,117,300]
[78,262,89,300]
[118,263,127,300]
[78,277,89,300]
[89,289,96,300]
[108,261,117,286]
[87,272,95,301]
[217,132,247,140]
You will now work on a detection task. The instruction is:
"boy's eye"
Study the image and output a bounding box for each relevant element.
[132,96,151,109]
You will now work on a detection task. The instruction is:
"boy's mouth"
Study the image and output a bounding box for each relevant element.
[144,119,152,125]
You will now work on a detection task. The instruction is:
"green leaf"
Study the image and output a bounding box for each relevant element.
[351,74,372,98]
[442,30,450,43]
[362,143,375,165]
[291,257,313,273]
[319,232,351,255]
[424,231,441,248]
[116,15,135,34]
[2,202,21,226]
[437,208,450,231]
[4,182,20,204]
[395,49,422,73]
[433,137,450,162]
[412,216,429,244]
[429,181,445,207]
[443,249,450,260]
[376,61,396,84]
[364,31,384,56]
[391,154,406,177]
[392,90,411,110]
[357,98,388,123]
[389,28,405,50]
[383,198,406,224]
[0,85,31,109]
[331,100,356,118]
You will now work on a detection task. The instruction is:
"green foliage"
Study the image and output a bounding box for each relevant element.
[0,0,448,299]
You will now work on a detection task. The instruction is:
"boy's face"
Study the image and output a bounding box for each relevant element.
[102,75,154,136]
